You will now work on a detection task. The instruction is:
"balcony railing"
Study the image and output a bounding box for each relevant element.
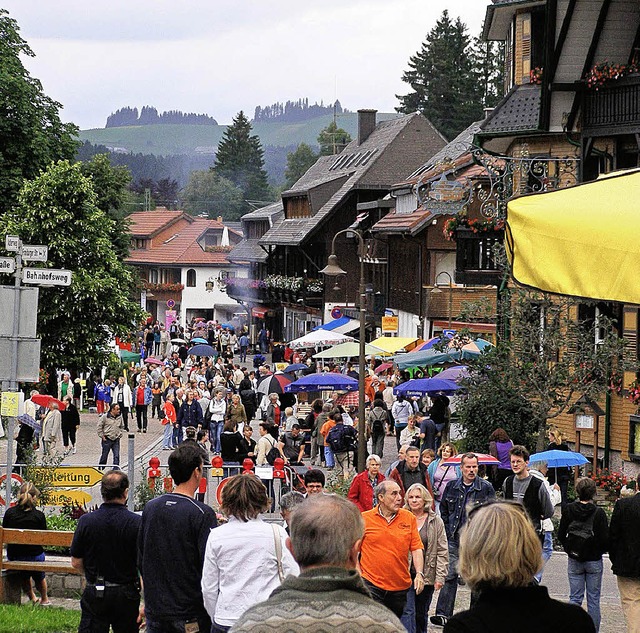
[455,228,503,285]
[225,277,323,307]
[582,74,640,133]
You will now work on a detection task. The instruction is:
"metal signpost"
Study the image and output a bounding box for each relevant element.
[2,236,72,512]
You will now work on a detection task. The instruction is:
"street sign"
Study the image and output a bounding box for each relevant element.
[0,338,41,382]
[22,268,72,286]
[33,466,103,488]
[21,245,48,262]
[1,392,23,417]
[5,236,19,252]
[47,490,93,506]
[0,286,39,337]
[0,257,15,273]
[0,473,23,506]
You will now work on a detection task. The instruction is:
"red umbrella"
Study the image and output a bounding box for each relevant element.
[31,394,66,411]
[374,362,393,375]
[256,372,294,396]
[442,453,499,466]
[334,391,370,408]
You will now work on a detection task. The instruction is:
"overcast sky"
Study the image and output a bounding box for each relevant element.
[3,1,487,130]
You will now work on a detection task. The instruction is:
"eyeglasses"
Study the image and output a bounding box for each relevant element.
[466,499,528,523]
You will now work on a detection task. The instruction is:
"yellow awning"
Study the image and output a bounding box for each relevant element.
[369,336,421,354]
[506,170,640,305]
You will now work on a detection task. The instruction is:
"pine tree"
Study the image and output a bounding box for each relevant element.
[284,143,318,188]
[214,111,271,208]
[470,35,505,108]
[396,10,484,140]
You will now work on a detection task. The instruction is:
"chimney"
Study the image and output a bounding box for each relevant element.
[358,109,377,145]
[217,216,223,223]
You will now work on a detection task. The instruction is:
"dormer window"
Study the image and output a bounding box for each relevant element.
[284,196,311,219]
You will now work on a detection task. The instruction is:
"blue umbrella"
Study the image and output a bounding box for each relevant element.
[395,349,461,369]
[393,377,460,397]
[529,449,588,468]
[188,344,218,357]
[285,373,359,393]
[17,413,41,433]
[220,323,235,330]
[282,363,307,373]
[190,337,208,344]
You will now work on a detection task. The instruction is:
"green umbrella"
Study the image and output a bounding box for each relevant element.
[120,350,141,363]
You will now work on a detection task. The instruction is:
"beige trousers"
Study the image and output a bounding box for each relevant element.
[618,575,640,633]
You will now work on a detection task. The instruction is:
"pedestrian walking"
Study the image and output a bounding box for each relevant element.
[97,403,124,467]
[60,395,80,455]
[347,454,385,512]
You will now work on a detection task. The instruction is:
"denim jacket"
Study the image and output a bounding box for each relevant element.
[440,476,495,541]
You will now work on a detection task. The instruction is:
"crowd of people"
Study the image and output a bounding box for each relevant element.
[8,319,640,633]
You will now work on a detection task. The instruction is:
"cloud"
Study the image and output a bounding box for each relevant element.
[3,0,487,129]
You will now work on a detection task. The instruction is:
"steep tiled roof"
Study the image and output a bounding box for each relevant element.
[240,201,283,221]
[227,239,269,264]
[479,84,541,135]
[126,214,237,266]
[128,210,185,237]
[260,113,440,247]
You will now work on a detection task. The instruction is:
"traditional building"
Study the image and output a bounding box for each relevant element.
[126,209,248,327]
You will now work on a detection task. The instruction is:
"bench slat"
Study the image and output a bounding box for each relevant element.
[3,560,79,574]
[0,528,74,547]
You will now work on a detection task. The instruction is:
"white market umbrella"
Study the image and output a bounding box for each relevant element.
[313,341,386,359]
[288,329,354,350]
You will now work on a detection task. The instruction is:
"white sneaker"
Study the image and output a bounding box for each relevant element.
[72,447,77,454]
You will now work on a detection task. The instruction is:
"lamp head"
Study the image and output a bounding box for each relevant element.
[320,254,347,277]
[431,286,443,295]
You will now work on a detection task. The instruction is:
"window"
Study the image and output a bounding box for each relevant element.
[148,269,159,283]
[186,269,196,287]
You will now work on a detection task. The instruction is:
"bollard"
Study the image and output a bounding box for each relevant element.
[241,458,255,474]
[127,434,135,511]
[210,455,224,478]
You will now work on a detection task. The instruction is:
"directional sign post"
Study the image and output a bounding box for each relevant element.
[22,268,72,286]
[21,245,48,262]
[0,258,15,273]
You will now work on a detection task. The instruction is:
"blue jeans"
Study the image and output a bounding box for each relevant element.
[172,425,182,448]
[535,531,554,583]
[435,538,459,618]
[99,437,120,466]
[210,420,223,453]
[568,557,603,631]
[324,446,335,468]
[402,584,436,633]
[162,424,173,449]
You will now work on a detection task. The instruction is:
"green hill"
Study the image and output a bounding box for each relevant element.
[78,112,400,156]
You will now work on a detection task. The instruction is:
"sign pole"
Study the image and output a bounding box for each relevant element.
[4,238,22,512]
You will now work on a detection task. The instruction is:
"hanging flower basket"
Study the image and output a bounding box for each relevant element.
[443,215,505,241]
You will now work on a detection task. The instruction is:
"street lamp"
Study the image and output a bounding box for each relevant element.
[431,271,454,329]
[320,229,367,473]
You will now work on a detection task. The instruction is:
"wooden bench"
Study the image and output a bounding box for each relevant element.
[0,527,79,603]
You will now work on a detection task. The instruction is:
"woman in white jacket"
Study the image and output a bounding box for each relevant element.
[202,474,298,631]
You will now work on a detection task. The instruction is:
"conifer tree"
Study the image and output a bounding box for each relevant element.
[214,111,271,208]
[317,121,352,156]
[284,143,318,187]
[396,10,483,140]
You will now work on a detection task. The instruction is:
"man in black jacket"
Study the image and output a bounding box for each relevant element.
[610,473,640,632]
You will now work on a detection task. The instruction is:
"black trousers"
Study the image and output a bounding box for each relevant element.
[363,578,408,619]
[136,404,148,431]
[79,584,140,633]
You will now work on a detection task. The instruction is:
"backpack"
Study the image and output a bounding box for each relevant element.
[265,437,280,466]
[370,408,387,434]
[564,511,597,560]
[327,424,355,453]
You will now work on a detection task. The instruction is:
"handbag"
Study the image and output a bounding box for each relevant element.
[271,524,285,582]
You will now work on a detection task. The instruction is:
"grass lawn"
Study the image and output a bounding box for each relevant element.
[0,604,80,633]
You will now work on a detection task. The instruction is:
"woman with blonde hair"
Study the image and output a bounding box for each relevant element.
[445,501,595,632]
[426,442,460,512]
[1,482,51,605]
[201,474,298,631]
[401,483,448,633]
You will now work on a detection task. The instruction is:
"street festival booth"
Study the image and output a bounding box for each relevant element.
[505,170,640,305]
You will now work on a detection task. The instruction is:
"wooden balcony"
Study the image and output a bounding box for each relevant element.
[454,228,503,285]
[582,74,640,135]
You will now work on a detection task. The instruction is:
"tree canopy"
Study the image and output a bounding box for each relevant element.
[317,121,352,155]
[213,111,272,211]
[3,160,143,371]
[396,11,502,140]
[0,9,78,214]
[284,143,318,188]
[181,169,245,220]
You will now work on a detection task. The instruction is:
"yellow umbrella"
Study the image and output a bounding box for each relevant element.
[506,170,640,304]
[369,336,422,355]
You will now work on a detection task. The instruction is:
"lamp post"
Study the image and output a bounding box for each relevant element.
[431,271,454,330]
[320,229,367,473]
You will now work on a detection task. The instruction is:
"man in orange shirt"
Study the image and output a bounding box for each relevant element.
[359,480,425,619]
[320,412,339,469]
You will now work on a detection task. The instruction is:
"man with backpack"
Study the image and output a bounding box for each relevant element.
[367,399,388,458]
[558,477,608,631]
[326,413,357,479]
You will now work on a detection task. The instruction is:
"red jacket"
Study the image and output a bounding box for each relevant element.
[347,471,385,512]
[389,461,434,502]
